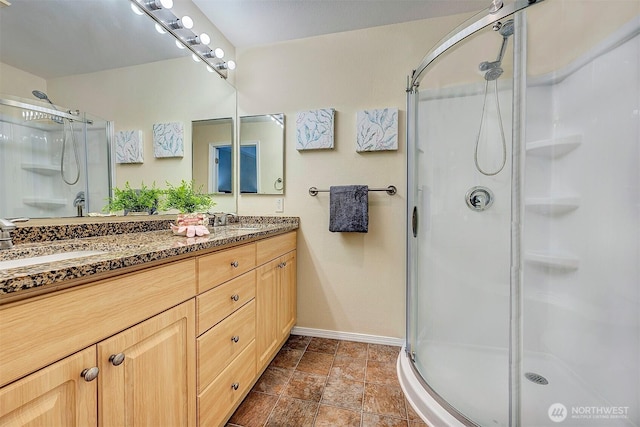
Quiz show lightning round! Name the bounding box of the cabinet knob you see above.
[231,294,240,302]
[230,261,239,268]
[231,335,240,343]
[231,382,239,391]
[109,353,126,366]
[80,367,99,382]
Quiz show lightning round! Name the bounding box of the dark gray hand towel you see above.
[329,185,369,232]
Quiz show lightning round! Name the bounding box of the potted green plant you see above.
[162,180,214,227]
[104,181,162,215]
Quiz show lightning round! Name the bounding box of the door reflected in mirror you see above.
[192,118,234,194]
[239,114,285,195]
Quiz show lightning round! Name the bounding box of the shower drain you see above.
[525,372,549,385]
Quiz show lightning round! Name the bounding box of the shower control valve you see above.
[466,186,494,212]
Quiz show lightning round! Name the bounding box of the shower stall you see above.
[0,95,112,218]
[400,0,639,426]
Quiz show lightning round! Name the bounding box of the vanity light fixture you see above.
[167,16,193,30]
[144,0,172,10]
[186,33,211,46]
[130,0,235,79]
[212,60,236,71]
[203,48,224,60]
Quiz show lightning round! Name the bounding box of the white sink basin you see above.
[0,250,106,270]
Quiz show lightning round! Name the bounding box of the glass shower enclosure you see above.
[0,96,112,218]
[404,1,639,426]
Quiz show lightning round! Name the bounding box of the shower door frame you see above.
[405,1,540,426]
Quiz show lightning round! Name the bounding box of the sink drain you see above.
[525,372,548,385]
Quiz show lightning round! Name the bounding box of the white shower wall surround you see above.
[0,116,110,218]
[523,31,639,421]
[404,8,639,427]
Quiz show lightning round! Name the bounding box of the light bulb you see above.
[131,3,144,15]
[206,66,214,73]
[199,33,210,45]
[175,40,185,49]
[160,0,173,9]
[181,16,193,29]
[155,23,166,34]
[214,47,224,59]
[227,60,236,70]
[192,53,201,63]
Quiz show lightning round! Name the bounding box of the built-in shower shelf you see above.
[23,197,66,209]
[525,197,580,215]
[21,163,59,176]
[525,252,579,271]
[526,135,581,158]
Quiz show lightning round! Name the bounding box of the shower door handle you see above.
[412,206,418,237]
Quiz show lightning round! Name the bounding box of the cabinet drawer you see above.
[198,244,256,293]
[196,270,255,336]
[198,340,256,427]
[256,231,296,265]
[0,259,196,387]
[197,300,255,392]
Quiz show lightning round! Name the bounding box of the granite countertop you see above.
[0,217,298,299]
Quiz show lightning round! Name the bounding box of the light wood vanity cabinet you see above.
[97,300,195,427]
[0,347,98,426]
[256,233,297,373]
[0,230,297,427]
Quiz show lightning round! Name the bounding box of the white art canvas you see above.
[356,108,398,152]
[115,130,143,164]
[153,122,184,158]
[296,108,335,150]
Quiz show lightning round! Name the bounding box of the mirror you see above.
[0,0,237,218]
[192,117,234,194]
[239,114,285,195]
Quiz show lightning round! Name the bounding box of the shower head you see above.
[484,67,504,81]
[32,90,51,102]
[499,19,515,38]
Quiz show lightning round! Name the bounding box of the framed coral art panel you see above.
[356,108,398,152]
[296,108,335,150]
[153,122,184,158]
[115,130,143,164]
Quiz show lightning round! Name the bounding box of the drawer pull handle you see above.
[109,353,125,366]
[80,367,99,382]
[231,261,239,268]
[231,294,240,302]
[231,335,240,343]
[231,382,239,391]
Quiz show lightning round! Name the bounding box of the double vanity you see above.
[0,216,298,426]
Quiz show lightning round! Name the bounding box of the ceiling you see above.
[0,0,489,79]
[194,0,489,48]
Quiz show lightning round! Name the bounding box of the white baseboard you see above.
[291,326,404,347]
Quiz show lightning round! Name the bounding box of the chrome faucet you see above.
[74,191,85,217]
[211,212,237,226]
[0,218,16,250]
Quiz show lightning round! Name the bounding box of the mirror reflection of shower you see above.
[31,90,80,185]
[474,19,513,176]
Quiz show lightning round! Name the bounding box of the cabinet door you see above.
[0,346,97,427]
[256,258,280,371]
[279,251,297,338]
[97,300,195,427]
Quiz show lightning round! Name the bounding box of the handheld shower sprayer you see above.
[473,19,514,176]
[31,90,80,186]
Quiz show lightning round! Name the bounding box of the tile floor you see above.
[226,335,429,427]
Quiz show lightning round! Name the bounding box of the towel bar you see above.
[309,185,397,196]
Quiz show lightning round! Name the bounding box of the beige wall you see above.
[0,62,46,99]
[236,14,471,338]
